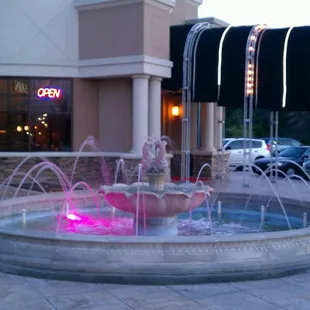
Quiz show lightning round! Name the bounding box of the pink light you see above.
[37,87,61,99]
[67,213,82,221]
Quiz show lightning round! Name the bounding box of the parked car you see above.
[223,138,270,170]
[260,137,303,154]
[302,161,310,179]
[254,146,310,177]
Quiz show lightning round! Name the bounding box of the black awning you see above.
[163,24,226,103]
[217,26,253,107]
[162,24,193,92]
[191,27,226,102]
[256,28,289,111]
[164,24,310,111]
[286,26,310,111]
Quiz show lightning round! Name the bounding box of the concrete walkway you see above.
[1,172,310,309]
[1,271,310,310]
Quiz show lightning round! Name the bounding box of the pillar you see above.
[148,77,162,139]
[217,106,224,150]
[190,102,197,150]
[132,75,149,154]
[213,103,218,151]
[201,102,215,152]
[214,104,224,151]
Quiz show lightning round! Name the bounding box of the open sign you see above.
[37,87,62,99]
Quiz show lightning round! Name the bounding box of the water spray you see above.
[217,201,222,218]
[22,209,26,226]
[260,205,265,224]
[303,212,308,228]
[65,202,70,216]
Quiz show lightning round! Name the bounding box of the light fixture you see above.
[171,105,180,117]
[16,126,22,132]
[24,125,29,131]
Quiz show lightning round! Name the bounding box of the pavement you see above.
[1,172,310,309]
[1,272,310,310]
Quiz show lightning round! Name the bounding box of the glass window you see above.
[8,80,29,95]
[0,80,8,93]
[279,147,306,158]
[252,141,262,148]
[0,95,7,112]
[0,78,72,152]
[303,148,310,157]
[30,113,71,151]
[292,139,302,146]
[227,140,242,150]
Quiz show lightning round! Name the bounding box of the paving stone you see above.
[46,290,131,310]
[26,277,121,298]
[169,284,281,310]
[110,285,208,310]
[0,298,56,310]
[230,278,310,310]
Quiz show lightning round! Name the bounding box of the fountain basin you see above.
[99,182,213,218]
[0,192,310,284]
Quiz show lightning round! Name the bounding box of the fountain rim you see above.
[0,191,310,244]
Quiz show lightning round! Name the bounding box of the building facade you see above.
[0,0,228,182]
[0,0,205,152]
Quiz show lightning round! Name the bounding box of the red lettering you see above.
[37,87,62,99]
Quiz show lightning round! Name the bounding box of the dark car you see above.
[260,137,303,155]
[253,146,310,177]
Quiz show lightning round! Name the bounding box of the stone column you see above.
[201,102,215,152]
[148,77,162,139]
[213,103,218,151]
[213,104,224,151]
[132,75,149,154]
[217,106,224,150]
[190,102,197,150]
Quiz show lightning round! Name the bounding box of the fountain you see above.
[0,137,310,284]
[99,139,213,236]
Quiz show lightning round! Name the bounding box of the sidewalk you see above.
[1,172,310,309]
[1,271,310,310]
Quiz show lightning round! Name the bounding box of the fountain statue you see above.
[99,138,213,234]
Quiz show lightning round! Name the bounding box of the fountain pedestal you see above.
[135,216,178,236]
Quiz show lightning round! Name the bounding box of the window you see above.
[280,138,293,145]
[0,78,72,152]
[303,148,310,157]
[292,139,302,147]
[279,147,306,158]
[227,140,242,150]
[252,141,262,148]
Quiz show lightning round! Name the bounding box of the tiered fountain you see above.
[99,138,213,236]
[0,137,310,284]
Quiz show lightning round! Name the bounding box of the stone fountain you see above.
[0,138,309,284]
[99,138,213,235]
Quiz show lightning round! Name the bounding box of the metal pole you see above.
[181,22,212,182]
[275,111,279,181]
[197,102,201,149]
[242,24,267,187]
[270,111,274,182]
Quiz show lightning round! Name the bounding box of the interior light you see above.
[171,105,180,117]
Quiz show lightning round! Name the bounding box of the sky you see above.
[198,0,310,27]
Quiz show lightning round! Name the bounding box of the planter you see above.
[146,173,166,191]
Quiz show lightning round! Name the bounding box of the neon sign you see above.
[37,87,62,99]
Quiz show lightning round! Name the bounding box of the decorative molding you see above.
[185,0,203,6]
[79,55,173,78]
[0,55,173,79]
[0,63,78,78]
[74,0,175,11]
[131,74,151,80]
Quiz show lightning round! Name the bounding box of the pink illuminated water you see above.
[61,213,134,236]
